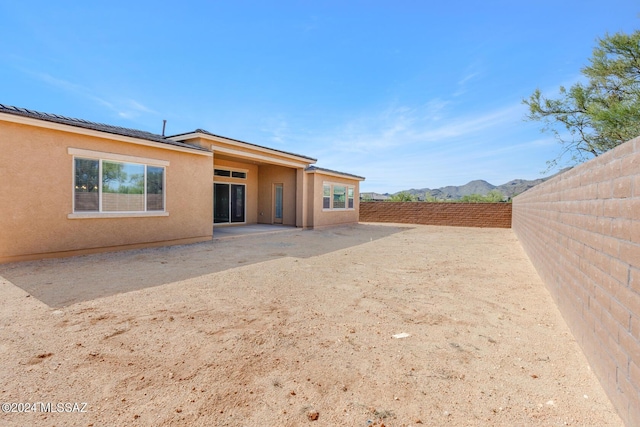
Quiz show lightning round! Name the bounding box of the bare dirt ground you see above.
[0,224,623,426]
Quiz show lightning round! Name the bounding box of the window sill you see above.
[68,212,169,219]
[322,208,355,212]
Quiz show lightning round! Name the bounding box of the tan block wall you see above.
[101,193,145,211]
[257,165,297,226]
[307,173,360,227]
[512,136,640,426]
[0,121,213,263]
[213,158,259,224]
[359,202,512,228]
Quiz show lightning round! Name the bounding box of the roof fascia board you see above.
[0,112,212,157]
[305,168,365,181]
[173,132,315,164]
[213,145,310,168]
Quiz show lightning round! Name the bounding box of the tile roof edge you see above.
[0,103,209,152]
[305,166,365,180]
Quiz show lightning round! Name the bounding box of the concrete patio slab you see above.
[213,224,297,239]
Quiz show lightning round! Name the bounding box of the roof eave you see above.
[305,166,365,181]
[169,130,317,164]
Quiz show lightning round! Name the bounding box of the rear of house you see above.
[170,130,364,230]
[0,104,364,263]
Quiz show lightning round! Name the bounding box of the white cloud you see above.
[422,98,450,121]
[453,77,475,97]
[453,63,483,97]
[28,71,156,122]
[259,116,292,145]
[126,99,156,114]
[290,98,556,192]
[309,100,524,157]
[457,71,480,86]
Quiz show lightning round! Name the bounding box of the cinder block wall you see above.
[512,136,640,426]
[359,202,512,228]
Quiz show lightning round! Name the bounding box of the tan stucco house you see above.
[0,104,364,263]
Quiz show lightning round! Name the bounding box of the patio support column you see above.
[296,168,307,228]
[210,149,215,227]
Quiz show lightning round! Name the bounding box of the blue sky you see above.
[1,1,638,193]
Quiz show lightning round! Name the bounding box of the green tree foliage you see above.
[147,167,164,195]
[102,162,145,194]
[459,190,505,203]
[485,189,506,202]
[74,159,98,192]
[387,191,418,202]
[524,30,640,169]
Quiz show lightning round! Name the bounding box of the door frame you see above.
[214,182,247,225]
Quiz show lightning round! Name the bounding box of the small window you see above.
[74,158,99,211]
[333,185,346,209]
[146,166,165,211]
[322,182,355,211]
[323,184,331,209]
[214,168,247,179]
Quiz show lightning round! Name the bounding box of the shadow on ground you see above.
[0,223,410,308]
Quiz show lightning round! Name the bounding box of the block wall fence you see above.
[359,202,512,228]
[512,136,640,426]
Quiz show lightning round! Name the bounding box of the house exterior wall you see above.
[306,172,360,228]
[213,157,259,224]
[0,120,213,263]
[257,165,297,226]
[512,136,640,426]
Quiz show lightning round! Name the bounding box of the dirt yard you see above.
[0,224,622,426]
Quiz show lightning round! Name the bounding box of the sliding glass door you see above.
[214,183,245,223]
[230,184,245,223]
[214,183,229,223]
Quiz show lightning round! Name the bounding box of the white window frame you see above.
[68,148,169,219]
[322,181,356,211]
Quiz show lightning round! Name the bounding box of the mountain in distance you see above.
[363,168,570,201]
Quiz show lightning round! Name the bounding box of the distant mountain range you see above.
[362,168,570,201]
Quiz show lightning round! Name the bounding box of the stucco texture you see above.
[257,164,298,226]
[0,121,213,263]
[306,171,360,228]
